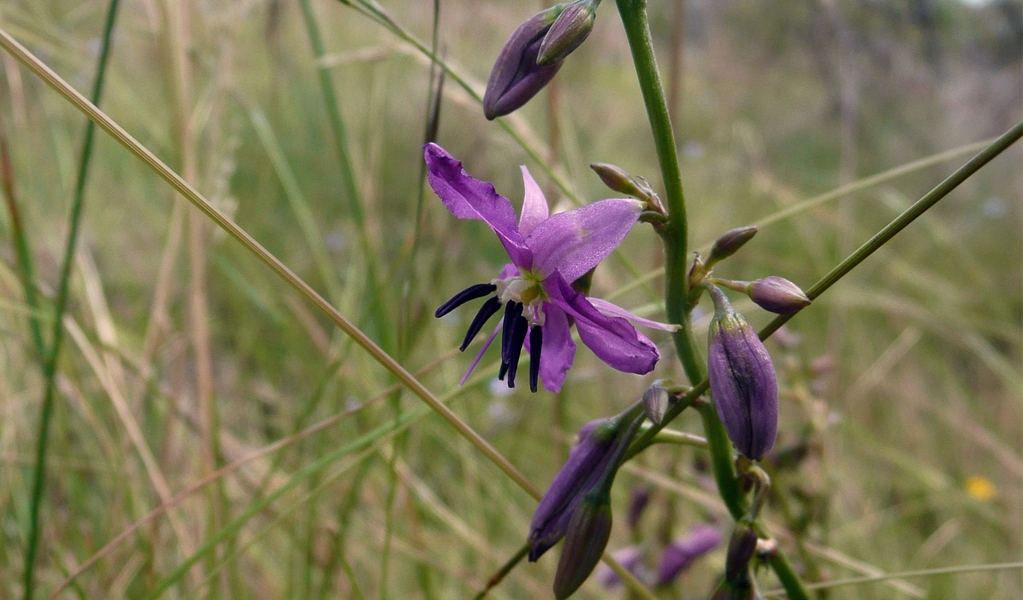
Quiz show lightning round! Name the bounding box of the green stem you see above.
[22,1,120,597]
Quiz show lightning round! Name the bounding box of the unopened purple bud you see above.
[656,524,722,585]
[553,495,613,599]
[725,522,758,583]
[706,286,778,461]
[538,1,597,66]
[483,6,565,120]
[529,418,618,561]
[746,276,811,315]
[626,486,650,529]
[708,226,757,265]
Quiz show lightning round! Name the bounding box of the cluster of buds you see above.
[529,402,644,598]
[483,0,600,120]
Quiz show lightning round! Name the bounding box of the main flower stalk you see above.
[613,1,811,599]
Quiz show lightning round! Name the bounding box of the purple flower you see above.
[426,143,674,393]
[656,524,722,585]
[705,285,778,461]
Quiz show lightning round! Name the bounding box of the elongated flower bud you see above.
[528,418,618,561]
[553,495,613,599]
[708,226,757,265]
[746,276,811,315]
[483,5,567,120]
[706,286,778,460]
[590,163,648,199]
[538,1,597,66]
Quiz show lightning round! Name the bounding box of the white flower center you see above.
[493,274,547,327]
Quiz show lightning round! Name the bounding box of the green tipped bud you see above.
[725,521,759,583]
[590,163,651,201]
[538,1,597,66]
[746,276,811,315]
[708,226,758,265]
[553,495,613,599]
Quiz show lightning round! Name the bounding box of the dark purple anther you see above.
[706,285,778,461]
[460,296,502,351]
[529,326,543,393]
[656,524,722,585]
[746,276,811,315]
[435,283,497,317]
[501,301,523,364]
[506,315,529,387]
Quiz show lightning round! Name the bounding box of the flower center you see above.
[494,273,547,326]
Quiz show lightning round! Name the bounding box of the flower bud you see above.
[725,521,759,583]
[538,1,597,66]
[553,494,613,599]
[483,4,573,120]
[642,384,669,425]
[746,276,811,315]
[529,414,638,561]
[656,524,722,585]
[706,286,778,461]
[589,162,650,200]
[708,226,757,265]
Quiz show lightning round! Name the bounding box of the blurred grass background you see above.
[0,0,1020,598]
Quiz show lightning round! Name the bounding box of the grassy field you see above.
[0,0,1020,598]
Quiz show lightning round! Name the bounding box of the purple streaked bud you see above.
[483,6,565,120]
[706,286,778,461]
[642,384,669,425]
[725,522,758,583]
[529,418,622,561]
[656,524,722,585]
[626,486,650,529]
[596,546,643,588]
[708,226,758,265]
[553,495,613,599]
[746,276,811,315]
[538,1,597,66]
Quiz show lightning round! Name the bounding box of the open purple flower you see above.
[426,143,674,393]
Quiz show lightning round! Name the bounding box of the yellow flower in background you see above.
[965,476,996,501]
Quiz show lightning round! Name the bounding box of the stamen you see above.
[435,283,497,318]
[529,326,543,393]
[460,297,502,351]
[499,361,509,381]
[501,301,523,363]
[506,315,529,388]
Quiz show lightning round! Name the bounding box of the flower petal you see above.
[538,304,575,392]
[518,166,549,238]
[424,143,532,268]
[526,198,643,282]
[545,273,659,374]
[587,298,681,332]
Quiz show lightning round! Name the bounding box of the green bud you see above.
[538,1,598,66]
[589,163,650,201]
[708,226,758,265]
[553,494,613,599]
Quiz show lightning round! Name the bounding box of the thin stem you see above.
[0,116,46,358]
[22,1,120,597]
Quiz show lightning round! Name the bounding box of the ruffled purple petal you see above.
[424,143,532,268]
[518,166,549,238]
[545,273,659,375]
[587,298,680,332]
[526,198,643,282]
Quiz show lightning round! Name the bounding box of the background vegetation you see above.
[0,0,1020,598]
